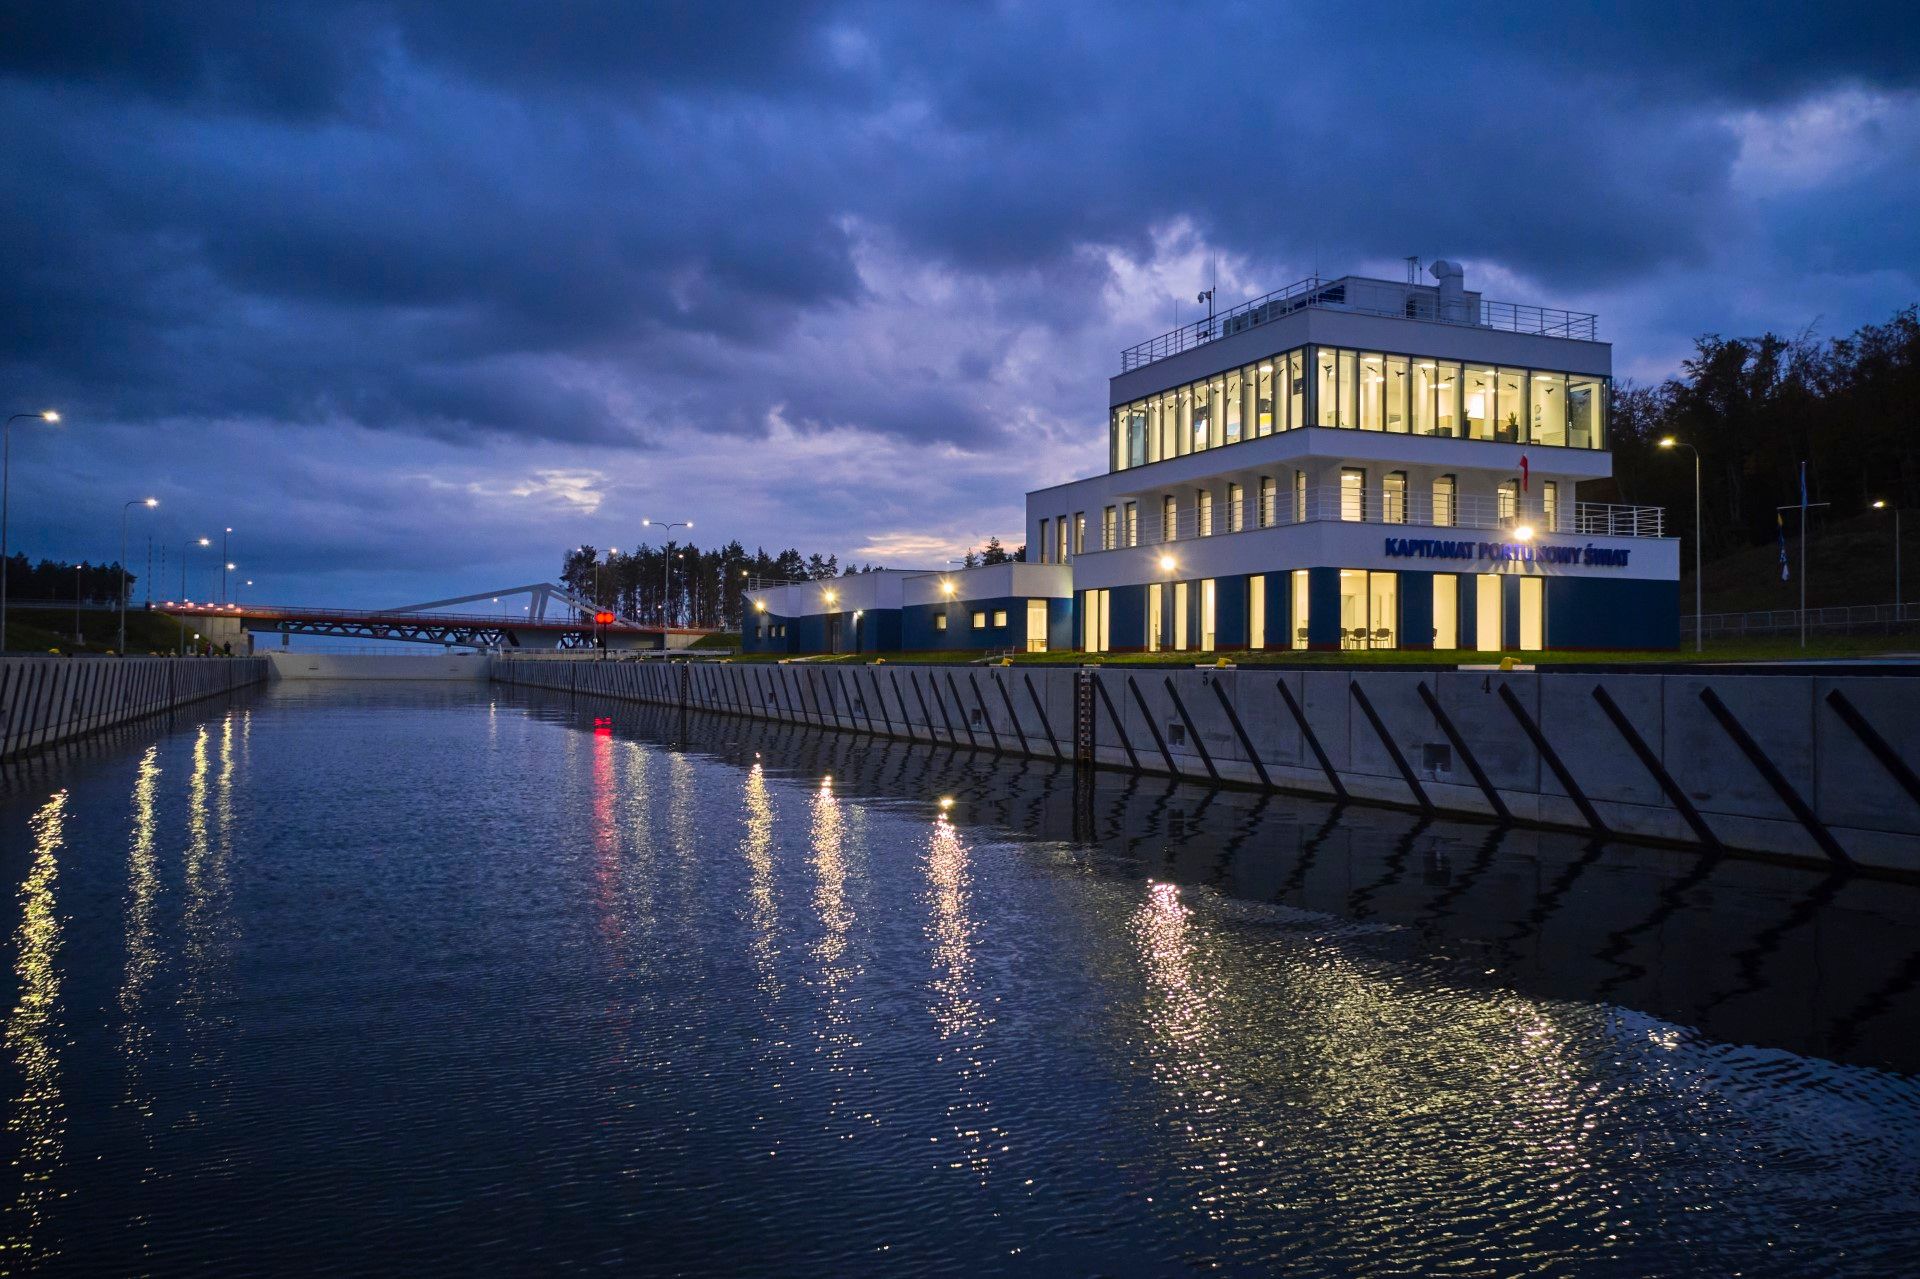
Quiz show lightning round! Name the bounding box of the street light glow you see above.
[1158,554,1177,572]
[1514,525,1535,542]
[1875,500,1888,509]
[1657,436,1677,449]
[144,497,158,507]
[40,410,58,422]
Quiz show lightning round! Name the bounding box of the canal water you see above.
[3,682,1918,1275]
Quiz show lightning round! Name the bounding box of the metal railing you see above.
[159,600,665,631]
[1686,603,1920,639]
[1073,488,1662,554]
[1119,276,1599,372]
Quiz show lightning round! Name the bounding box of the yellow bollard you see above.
[1499,655,1517,671]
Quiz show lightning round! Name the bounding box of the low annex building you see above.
[743,562,1073,656]
[748,261,1679,657]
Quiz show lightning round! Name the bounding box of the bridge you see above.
[161,582,715,650]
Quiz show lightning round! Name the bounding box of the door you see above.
[1519,577,1544,651]
[1026,599,1048,653]
[1475,575,1502,651]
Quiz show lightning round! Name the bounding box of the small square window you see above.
[972,611,987,629]
[936,614,948,631]
[993,610,1007,627]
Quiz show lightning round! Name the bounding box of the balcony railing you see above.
[1080,487,1663,554]
[1119,276,1599,372]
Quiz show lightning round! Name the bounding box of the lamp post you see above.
[221,527,233,603]
[2,409,60,651]
[179,537,209,654]
[1874,500,1902,620]
[590,546,619,646]
[1658,437,1703,653]
[641,518,692,627]
[120,497,158,654]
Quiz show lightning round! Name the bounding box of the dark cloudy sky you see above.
[5,1,1918,605]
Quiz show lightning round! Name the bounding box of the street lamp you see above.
[239,579,253,605]
[221,527,234,604]
[1874,500,1902,618]
[119,497,158,654]
[1,409,60,651]
[641,518,693,627]
[1658,437,1703,653]
[179,537,209,654]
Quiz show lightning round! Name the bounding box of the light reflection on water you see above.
[4,789,65,1265]
[0,681,1917,1275]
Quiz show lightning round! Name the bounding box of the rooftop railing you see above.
[1119,276,1600,372]
[1073,487,1663,554]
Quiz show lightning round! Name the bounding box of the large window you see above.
[1197,488,1214,536]
[1162,495,1177,542]
[1250,575,1266,649]
[1531,372,1566,446]
[1073,512,1086,556]
[1124,501,1139,546]
[1465,366,1496,439]
[1226,482,1244,533]
[1384,472,1407,524]
[1291,569,1310,650]
[1315,347,1339,427]
[1259,475,1275,528]
[1338,570,1398,649]
[1340,467,1366,521]
[1037,518,1050,563]
[1110,345,1605,472]
[1359,352,1386,430]
[1102,506,1117,550]
[1433,474,1456,527]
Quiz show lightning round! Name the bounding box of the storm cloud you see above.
[2,2,1916,602]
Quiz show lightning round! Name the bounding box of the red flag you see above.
[1519,454,1530,492]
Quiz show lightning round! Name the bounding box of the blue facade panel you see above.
[1546,577,1679,650]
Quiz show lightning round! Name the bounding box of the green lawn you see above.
[2,606,192,655]
[722,633,1915,667]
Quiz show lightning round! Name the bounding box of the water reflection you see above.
[560,696,1920,1076]
[808,778,867,1134]
[1129,880,1243,1220]
[923,812,997,1181]
[4,790,67,1263]
[119,746,163,1121]
[742,763,780,1002]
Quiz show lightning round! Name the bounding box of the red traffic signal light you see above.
[593,610,615,626]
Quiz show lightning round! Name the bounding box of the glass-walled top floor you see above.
[1109,343,1607,473]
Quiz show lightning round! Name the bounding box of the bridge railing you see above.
[160,600,669,632]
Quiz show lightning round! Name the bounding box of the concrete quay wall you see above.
[492,657,1920,874]
[1,656,269,760]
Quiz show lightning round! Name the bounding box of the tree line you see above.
[1602,304,1919,565]
[558,536,1025,631]
[2,554,134,603]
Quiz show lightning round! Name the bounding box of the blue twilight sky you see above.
[3,2,1918,606]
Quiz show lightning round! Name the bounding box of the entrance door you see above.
[1173,582,1190,651]
[1475,575,1502,651]
[1200,579,1216,652]
[1519,577,1544,651]
[1026,599,1048,653]
[1432,574,1458,649]
[827,614,845,654]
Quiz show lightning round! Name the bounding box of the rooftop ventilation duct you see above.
[1429,259,1466,321]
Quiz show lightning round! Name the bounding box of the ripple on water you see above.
[0,684,1915,1276]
